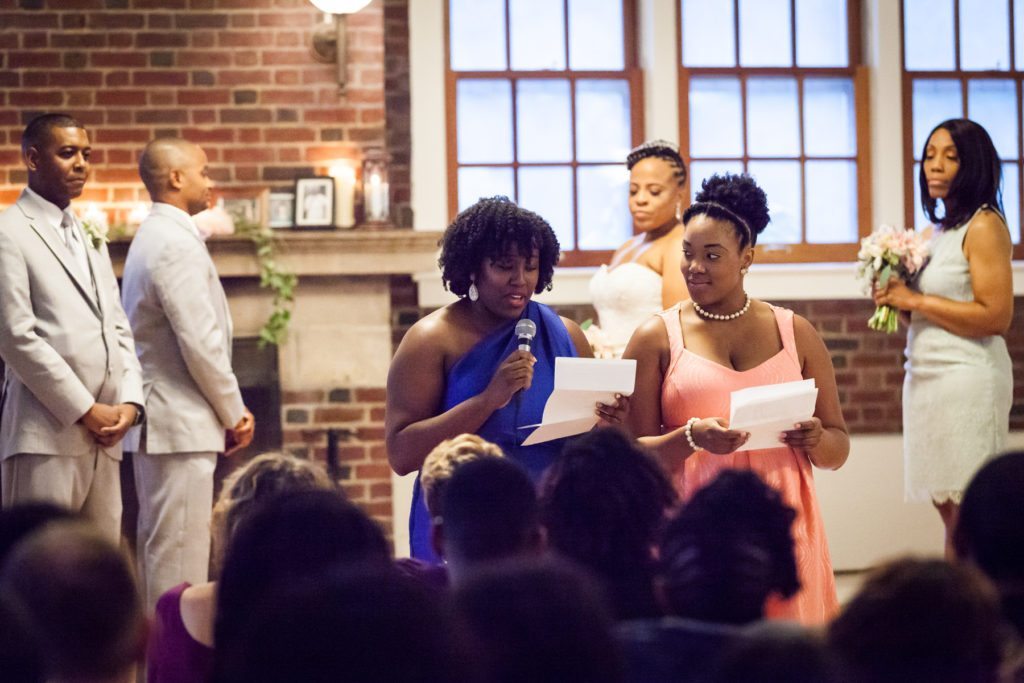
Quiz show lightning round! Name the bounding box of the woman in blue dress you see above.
[385,196,627,562]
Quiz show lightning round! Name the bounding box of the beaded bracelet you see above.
[684,416,702,452]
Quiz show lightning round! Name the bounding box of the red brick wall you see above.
[0,0,401,225]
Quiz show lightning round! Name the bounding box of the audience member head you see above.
[0,501,76,567]
[21,113,90,209]
[0,594,43,683]
[955,450,1024,584]
[438,195,561,302]
[209,451,336,574]
[436,455,542,584]
[0,521,146,683]
[453,557,622,683]
[214,489,390,655]
[540,427,676,619]
[682,172,770,250]
[420,433,504,518]
[707,622,844,683]
[138,137,213,215]
[955,449,1024,637]
[660,469,799,624]
[626,140,688,234]
[919,118,1002,229]
[215,565,477,683]
[828,557,1005,683]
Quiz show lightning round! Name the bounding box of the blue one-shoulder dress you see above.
[408,301,578,562]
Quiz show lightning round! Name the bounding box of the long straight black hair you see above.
[919,118,1003,229]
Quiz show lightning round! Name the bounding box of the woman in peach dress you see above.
[624,173,849,625]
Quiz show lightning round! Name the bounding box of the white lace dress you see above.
[903,208,1013,503]
[588,262,663,358]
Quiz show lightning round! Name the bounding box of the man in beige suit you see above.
[0,113,144,542]
[122,137,254,610]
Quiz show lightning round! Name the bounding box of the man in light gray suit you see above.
[122,137,254,610]
[0,113,144,542]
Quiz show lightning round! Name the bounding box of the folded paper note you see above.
[520,357,637,447]
[728,378,818,452]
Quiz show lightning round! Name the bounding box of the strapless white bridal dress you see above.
[587,262,663,358]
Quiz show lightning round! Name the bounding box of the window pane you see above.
[575,80,632,162]
[457,80,514,164]
[747,160,802,244]
[569,0,624,70]
[803,78,856,156]
[796,0,848,67]
[518,166,575,250]
[458,167,515,211]
[689,160,745,203]
[681,0,736,67]
[912,162,929,230]
[805,160,857,243]
[746,77,800,157]
[967,79,1018,160]
[739,0,792,66]
[903,0,955,70]
[449,0,506,71]
[959,0,1010,71]
[1002,162,1020,243]
[577,165,631,249]
[689,77,743,157]
[517,79,573,162]
[911,79,963,158]
[1016,0,1024,70]
[509,0,566,70]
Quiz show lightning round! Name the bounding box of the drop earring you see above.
[468,280,479,302]
[675,203,683,223]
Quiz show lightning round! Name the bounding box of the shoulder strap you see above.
[657,304,685,359]
[771,305,800,365]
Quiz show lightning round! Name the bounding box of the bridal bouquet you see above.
[856,225,929,333]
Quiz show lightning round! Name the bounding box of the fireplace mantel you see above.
[108,228,444,277]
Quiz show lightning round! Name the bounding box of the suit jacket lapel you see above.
[18,196,102,318]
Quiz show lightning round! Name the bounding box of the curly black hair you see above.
[540,427,677,620]
[660,470,798,625]
[682,173,770,249]
[626,139,687,188]
[438,196,561,297]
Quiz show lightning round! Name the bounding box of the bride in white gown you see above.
[588,140,688,357]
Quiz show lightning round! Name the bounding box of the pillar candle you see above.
[331,164,356,228]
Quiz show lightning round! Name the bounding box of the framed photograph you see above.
[268,191,296,229]
[214,187,269,229]
[294,176,335,229]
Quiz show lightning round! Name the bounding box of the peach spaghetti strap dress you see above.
[658,303,838,625]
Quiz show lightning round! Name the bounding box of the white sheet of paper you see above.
[520,357,636,447]
[728,379,818,452]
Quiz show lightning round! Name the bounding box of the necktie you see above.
[60,211,89,281]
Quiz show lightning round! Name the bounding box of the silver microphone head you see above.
[515,319,537,349]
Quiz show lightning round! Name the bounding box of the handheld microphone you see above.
[515,318,536,352]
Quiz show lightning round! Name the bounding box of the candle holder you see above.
[361,149,390,225]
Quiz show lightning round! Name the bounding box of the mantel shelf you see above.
[109,228,444,278]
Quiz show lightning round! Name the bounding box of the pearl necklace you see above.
[692,294,751,321]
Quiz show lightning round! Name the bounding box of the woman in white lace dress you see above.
[874,118,1014,557]
[589,140,688,357]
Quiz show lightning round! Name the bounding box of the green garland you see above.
[233,218,297,347]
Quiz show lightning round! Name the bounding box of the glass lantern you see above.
[361,149,390,225]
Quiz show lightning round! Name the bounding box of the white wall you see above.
[399,0,1021,566]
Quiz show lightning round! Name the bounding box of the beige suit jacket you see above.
[0,190,144,460]
[121,204,244,455]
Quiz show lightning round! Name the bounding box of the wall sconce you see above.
[309,0,373,96]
